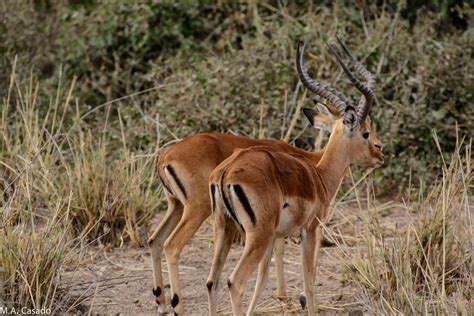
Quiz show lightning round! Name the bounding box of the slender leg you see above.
[274,238,287,300]
[313,226,323,280]
[164,203,211,315]
[148,196,183,312]
[228,233,273,316]
[300,227,317,316]
[247,240,274,315]
[206,213,237,316]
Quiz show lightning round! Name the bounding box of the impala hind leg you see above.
[227,233,274,316]
[247,240,274,315]
[300,228,317,316]
[148,196,184,312]
[206,213,237,316]
[274,238,287,300]
[164,202,211,315]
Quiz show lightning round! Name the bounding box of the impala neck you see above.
[308,149,324,163]
[314,127,351,201]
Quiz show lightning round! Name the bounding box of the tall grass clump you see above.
[0,65,72,224]
[1,64,165,310]
[59,130,162,246]
[345,136,472,314]
[1,65,164,248]
[0,200,80,313]
[0,69,81,312]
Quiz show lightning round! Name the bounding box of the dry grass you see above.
[0,200,79,312]
[0,64,166,309]
[0,2,472,313]
[325,135,472,314]
[0,69,79,311]
[59,134,161,246]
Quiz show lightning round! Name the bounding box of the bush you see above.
[143,4,473,191]
[1,1,472,191]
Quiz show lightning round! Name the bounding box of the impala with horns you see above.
[148,37,375,314]
[150,130,330,314]
[206,39,383,316]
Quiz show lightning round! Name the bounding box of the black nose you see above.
[375,143,382,150]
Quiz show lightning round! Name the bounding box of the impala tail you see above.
[210,179,245,231]
[209,158,249,246]
[157,151,189,201]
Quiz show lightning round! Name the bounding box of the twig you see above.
[78,83,178,123]
[283,87,306,142]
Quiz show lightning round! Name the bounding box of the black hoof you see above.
[171,293,179,308]
[299,294,307,310]
[153,287,162,297]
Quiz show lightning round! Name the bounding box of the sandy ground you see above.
[63,202,405,315]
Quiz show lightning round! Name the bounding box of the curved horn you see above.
[336,36,376,91]
[296,42,354,116]
[326,41,375,124]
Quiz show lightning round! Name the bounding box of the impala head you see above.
[296,38,384,168]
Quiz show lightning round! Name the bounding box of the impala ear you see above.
[312,100,341,119]
[303,107,335,133]
[314,102,338,121]
[341,105,357,130]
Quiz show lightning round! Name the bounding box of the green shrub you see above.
[141,4,473,191]
[1,1,472,191]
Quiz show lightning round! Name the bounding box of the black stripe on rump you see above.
[232,184,256,225]
[166,165,187,199]
[220,173,243,230]
[210,184,216,213]
[159,174,173,195]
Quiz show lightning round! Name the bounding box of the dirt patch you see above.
[63,203,405,315]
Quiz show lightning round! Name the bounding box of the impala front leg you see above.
[300,226,318,316]
[274,238,287,300]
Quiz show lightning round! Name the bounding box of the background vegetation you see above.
[0,0,472,313]
[2,0,473,189]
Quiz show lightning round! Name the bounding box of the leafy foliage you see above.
[1,1,472,195]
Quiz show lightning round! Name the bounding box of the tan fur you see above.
[148,131,325,314]
[207,116,383,315]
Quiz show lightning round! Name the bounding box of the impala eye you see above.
[362,132,370,139]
